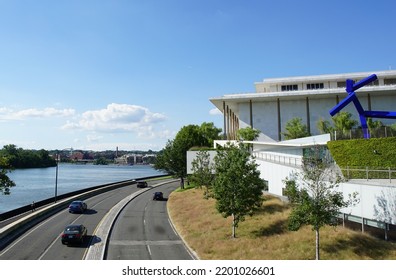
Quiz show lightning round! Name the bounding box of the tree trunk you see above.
[232,214,236,238]
[315,228,320,260]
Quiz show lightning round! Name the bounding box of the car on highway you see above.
[68,200,87,213]
[61,224,87,245]
[153,191,164,201]
[136,180,148,188]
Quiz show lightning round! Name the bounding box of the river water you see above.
[0,163,166,213]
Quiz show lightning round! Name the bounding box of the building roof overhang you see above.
[210,85,396,113]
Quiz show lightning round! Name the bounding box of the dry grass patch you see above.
[168,187,396,260]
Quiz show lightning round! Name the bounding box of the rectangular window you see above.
[281,84,298,91]
[367,80,379,86]
[306,83,324,90]
[384,78,396,85]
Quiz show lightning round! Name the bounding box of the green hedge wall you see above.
[327,137,396,179]
[327,137,396,168]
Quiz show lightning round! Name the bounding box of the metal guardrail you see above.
[252,152,302,167]
[340,167,396,183]
[252,151,396,183]
[330,127,396,140]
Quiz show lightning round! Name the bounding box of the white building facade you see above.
[210,70,396,141]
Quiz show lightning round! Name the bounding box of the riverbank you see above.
[167,186,396,260]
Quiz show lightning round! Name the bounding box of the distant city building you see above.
[70,151,84,161]
[210,70,396,141]
[114,153,155,165]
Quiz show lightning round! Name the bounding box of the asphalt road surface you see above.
[0,179,194,260]
[105,180,195,260]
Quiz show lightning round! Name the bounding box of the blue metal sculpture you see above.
[329,74,396,139]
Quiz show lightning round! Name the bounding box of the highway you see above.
[0,179,195,260]
[106,181,194,260]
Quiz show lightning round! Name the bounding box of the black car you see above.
[137,181,148,188]
[153,191,164,200]
[68,200,87,213]
[61,224,87,245]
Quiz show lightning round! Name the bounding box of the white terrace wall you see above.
[255,157,396,225]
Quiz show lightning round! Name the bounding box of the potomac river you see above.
[0,163,166,213]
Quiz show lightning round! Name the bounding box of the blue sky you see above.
[0,0,395,151]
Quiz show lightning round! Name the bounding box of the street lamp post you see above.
[55,154,59,203]
[54,148,73,203]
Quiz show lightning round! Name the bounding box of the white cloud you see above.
[86,134,103,143]
[209,108,222,115]
[0,107,75,120]
[62,103,167,137]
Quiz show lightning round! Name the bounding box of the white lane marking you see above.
[0,210,66,257]
[147,244,152,257]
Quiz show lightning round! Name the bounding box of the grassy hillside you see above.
[168,187,396,260]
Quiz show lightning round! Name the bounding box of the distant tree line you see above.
[0,144,56,169]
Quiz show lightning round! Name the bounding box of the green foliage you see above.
[154,140,180,176]
[199,122,223,147]
[0,169,15,195]
[316,118,334,134]
[316,112,361,136]
[236,127,261,141]
[0,144,56,169]
[212,143,266,238]
[237,127,261,151]
[0,144,55,194]
[0,157,15,195]
[282,117,310,140]
[154,123,222,181]
[94,157,109,165]
[367,118,384,130]
[332,112,358,133]
[284,145,357,260]
[190,150,214,199]
[327,137,396,178]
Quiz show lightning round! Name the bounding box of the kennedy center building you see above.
[210,70,396,141]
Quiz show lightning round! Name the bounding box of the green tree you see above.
[282,117,310,140]
[154,123,222,187]
[199,122,222,147]
[236,127,261,151]
[190,150,214,199]
[212,143,266,238]
[316,118,334,134]
[332,112,358,134]
[94,157,109,165]
[283,145,358,260]
[0,157,16,195]
[0,144,56,168]
[366,118,384,137]
[236,127,261,141]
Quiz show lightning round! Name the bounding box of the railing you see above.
[330,126,396,141]
[340,166,396,183]
[252,151,396,183]
[252,152,302,167]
